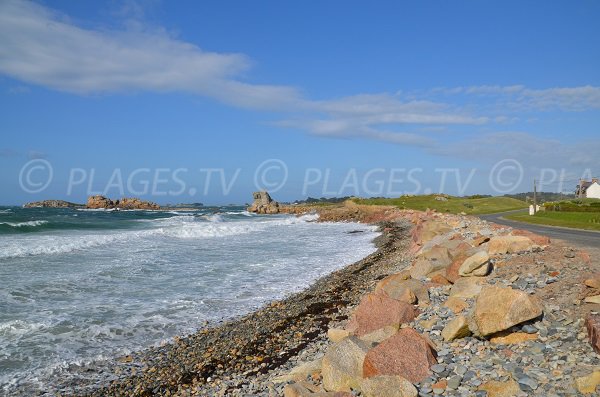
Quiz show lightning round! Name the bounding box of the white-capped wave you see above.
[0,220,48,227]
[0,230,154,260]
[297,213,319,222]
[0,319,47,337]
[224,210,254,216]
[0,214,326,259]
[0,209,12,213]
[205,214,224,222]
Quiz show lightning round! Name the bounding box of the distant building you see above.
[576,178,600,199]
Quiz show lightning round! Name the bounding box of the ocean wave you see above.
[0,220,48,227]
[205,214,224,222]
[297,213,319,222]
[0,319,47,337]
[0,209,12,213]
[224,210,254,216]
[0,214,324,259]
[0,231,153,259]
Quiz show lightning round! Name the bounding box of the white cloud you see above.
[275,119,435,147]
[0,0,303,110]
[429,85,600,112]
[520,86,600,111]
[0,0,598,155]
[433,131,600,169]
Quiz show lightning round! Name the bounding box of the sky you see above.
[0,0,599,205]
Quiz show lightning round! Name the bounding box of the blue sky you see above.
[1,0,599,205]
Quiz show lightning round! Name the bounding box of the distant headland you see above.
[23,195,165,210]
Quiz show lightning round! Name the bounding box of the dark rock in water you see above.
[247,191,280,214]
[23,200,84,208]
[347,230,365,234]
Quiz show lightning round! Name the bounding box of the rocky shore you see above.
[35,202,600,396]
[275,204,600,397]
[44,204,411,396]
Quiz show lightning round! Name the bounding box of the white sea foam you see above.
[0,320,47,337]
[0,210,380,394]
[0,214,324,259]
[206,214,224,222]
[0,220,48,227]
[0,209,12,213]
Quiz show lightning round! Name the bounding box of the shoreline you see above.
[33,206,412,396]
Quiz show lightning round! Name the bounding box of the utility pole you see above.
[533,179,537,214]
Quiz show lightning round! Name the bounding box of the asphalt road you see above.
[480,210,600,247]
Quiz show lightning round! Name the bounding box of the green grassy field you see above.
[505,211,600,231]
[353,195,527,215]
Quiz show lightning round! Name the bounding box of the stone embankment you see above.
[276,203,600,396]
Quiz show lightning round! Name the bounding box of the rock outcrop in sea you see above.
[248,191,280,214]
[86,195,160,210]
[23,200,84,208]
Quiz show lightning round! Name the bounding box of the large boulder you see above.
[473,286,543,336]
[445,252,470,283]
[444,296,469,314]
[410,246,453,279]
[375,276,429,305]
[511,229,550,246]
[411,220,452,247]
[489,331,537,345]
[346,293,418,336]
[479,380,522,397]
[247,191,280,214]
[322,336,370,392]
[360,375,418,397]
[458,251,491,277]
[283,382,348,397]
[359,325,399,344]
[586,313,600,354]
[327,328,351,343]
[441,315,471,341]
[86,195,114,209]
[487,235,535,255]
[575,370,600,395]
[363,328,437,383]
[449,277,486,299]
[116,197,160,210]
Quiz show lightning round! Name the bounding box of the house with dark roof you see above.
[576,178,600,199]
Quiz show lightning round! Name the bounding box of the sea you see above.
[0,205,379,393]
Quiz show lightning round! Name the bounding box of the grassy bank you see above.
[353,195,527,215]
[505,211,600,231]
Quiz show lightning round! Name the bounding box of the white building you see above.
[577,178,600,199]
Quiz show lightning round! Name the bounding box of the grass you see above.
[505,211,600,231]
[352,195,527,215]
